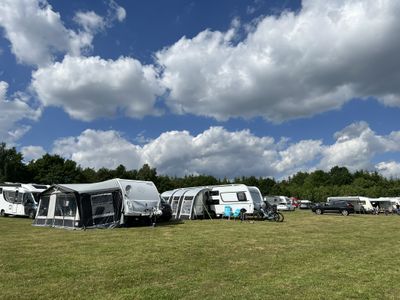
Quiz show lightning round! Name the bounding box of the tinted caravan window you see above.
[91,193,114,218]
[3,190,16,203]
[55,193,77,217]
[38,196,50,217]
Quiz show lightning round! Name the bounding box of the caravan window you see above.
[16,192,23,204]
[55,194,77,217]
[250,191,262,205]
[221,192,247,202]
[32,192,41,203]
[91,193,114,218]
[23,193,35,204]
[3,190,16,203]
[38,196,50,217]
[237,192,247,201]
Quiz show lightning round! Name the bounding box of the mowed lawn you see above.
[1,211,400,300]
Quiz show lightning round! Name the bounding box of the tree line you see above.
[1,142,400,202]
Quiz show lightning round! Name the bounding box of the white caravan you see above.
[207,184,264,217]
[0,183,48,218]
[264,196,295,211]
[327,196,374,213]
[371,197,400,213]
[161,184,264,219]
[33,178,162,229]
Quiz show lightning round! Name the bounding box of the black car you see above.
[312,200,354,216]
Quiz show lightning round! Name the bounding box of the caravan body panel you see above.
[208,184,263,216]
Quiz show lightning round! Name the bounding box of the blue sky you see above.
[1,0,400,179]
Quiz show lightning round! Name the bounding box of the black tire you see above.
[272,212,280,222]
[277,212,284,222]
[341,210,349,216]
[0,209,6,217]
[315,208,322,215]
[28,210,36,219]
[253,210,263,220]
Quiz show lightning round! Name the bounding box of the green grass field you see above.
[1,211,400,299]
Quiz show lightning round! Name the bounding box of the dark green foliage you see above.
[0,143,29,182]
[27,154,82,184]
[1,142,399,201]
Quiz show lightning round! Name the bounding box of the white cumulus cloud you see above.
[0,0,126,67]
[156,0,400,122]
[0,81,41,144]
[319,122,400,172]
[52,129,142,170]
[0,0,94,66]
[21,145,46,162]
[31,55,165,121]
[51,126,321,178]
[375,161,400,179]
[50,122,400,179]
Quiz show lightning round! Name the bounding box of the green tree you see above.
[137,164,157,182]
[0,142,29,182]
[329,166,353,185]
[28,154,82,184]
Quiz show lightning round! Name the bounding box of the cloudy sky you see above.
[1,0,400,179]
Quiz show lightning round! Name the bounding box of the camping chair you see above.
[232,208,241,220]
[223,206,233,220]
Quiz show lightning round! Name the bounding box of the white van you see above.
[264,196,295,211]
[0,183,48,218]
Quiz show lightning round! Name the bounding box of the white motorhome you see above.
[33,178,162,229]
[264,196,295,211]
[0,183,48,218]
[207,184,263,217]
[327,196,374,213]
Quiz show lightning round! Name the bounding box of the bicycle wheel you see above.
[273,212,280,222]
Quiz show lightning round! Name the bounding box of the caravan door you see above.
[12,191,21,214]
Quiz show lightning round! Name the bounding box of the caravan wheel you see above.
[0,209,6,217]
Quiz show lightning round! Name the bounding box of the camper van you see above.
[327,196,374,213]
[264,196,295,211]
[33,178,162,229]
[0,183,48,218]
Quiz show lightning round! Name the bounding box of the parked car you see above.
[299,200,312,209]
[312,200,354,216]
